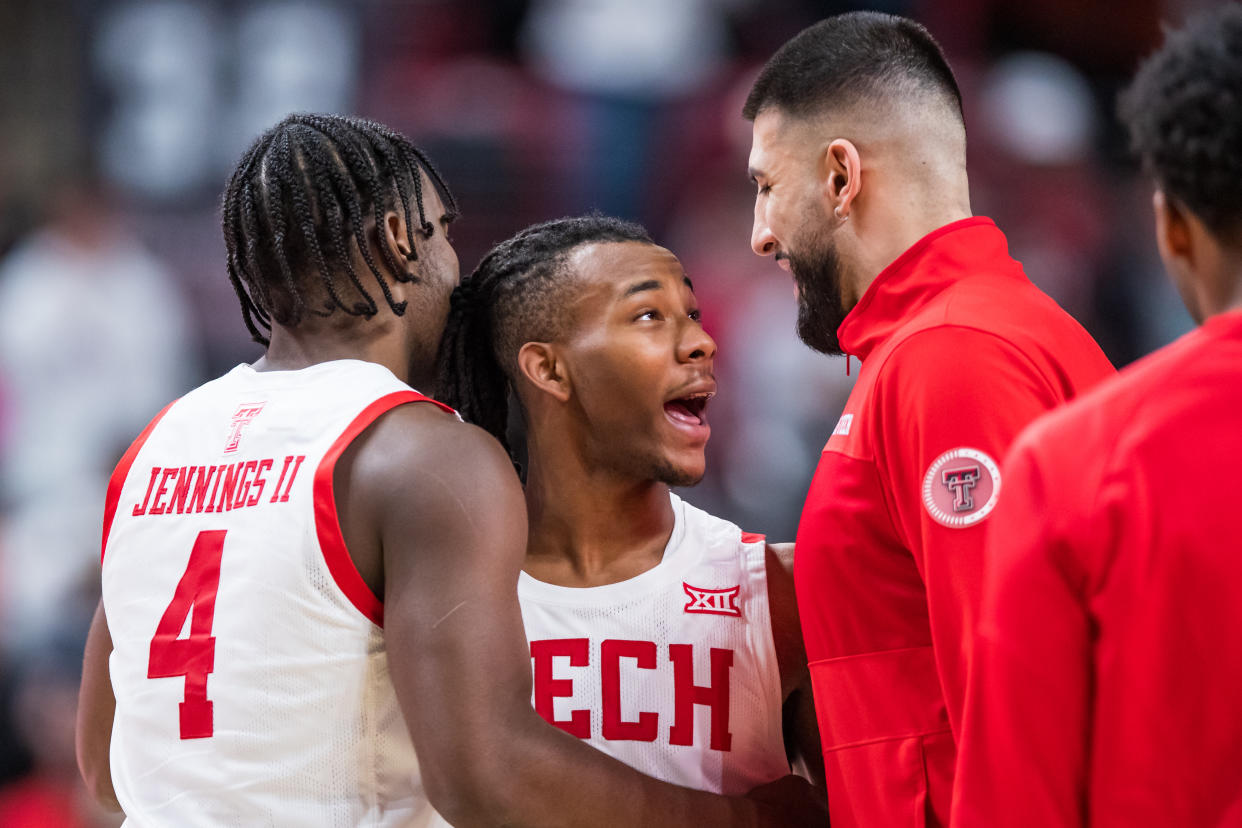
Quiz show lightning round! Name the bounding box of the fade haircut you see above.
[436,215,653,458]
[1119,4,1242,239]
[221,113,458,346]
[743,11,963,124]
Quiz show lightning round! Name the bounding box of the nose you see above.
[751,205,777,257]
[679,318,717,364]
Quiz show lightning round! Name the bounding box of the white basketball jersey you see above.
[518,493,790,795]
[101,359,450,827]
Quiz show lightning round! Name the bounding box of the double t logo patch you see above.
[922,447,1001,528]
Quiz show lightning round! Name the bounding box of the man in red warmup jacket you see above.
[743,13,1115,826]
[953,7,1242,826]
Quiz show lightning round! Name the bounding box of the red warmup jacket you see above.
[795,217,1114,827]
[953,309,1242,827]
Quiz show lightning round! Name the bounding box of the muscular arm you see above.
[339,406,817,827]
[76,600,121,812]
[766,545,824,788]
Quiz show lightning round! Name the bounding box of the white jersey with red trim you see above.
[518,493,790,794]
[101,359,450,827]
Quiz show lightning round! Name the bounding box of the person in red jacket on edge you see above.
[743,12,1115,826]
[953,7,1242,826]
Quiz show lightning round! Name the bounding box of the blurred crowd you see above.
[0,0,1208,822]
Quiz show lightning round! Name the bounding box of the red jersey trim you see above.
[314,390,455,627]
[101,400,179,564]
[740,531,766,544]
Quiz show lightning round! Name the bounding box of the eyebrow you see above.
[623,280,662,297]
[622,276,695,297]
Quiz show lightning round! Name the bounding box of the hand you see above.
[748,774,829,827]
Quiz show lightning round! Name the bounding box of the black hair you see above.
[221,113,458,346]
[742,11,962,123]
[1119,4,1242,238]
[435,214,653,457]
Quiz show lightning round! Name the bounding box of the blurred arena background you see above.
[0,0,1211,823]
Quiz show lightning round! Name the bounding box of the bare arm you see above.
[76,600,121,812]
[766,544,825,788]
[340,406,820,827]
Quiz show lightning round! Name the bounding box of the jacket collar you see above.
[837,217,1015,362]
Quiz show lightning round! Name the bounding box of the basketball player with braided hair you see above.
[437,215,826,812]
[77,115,815,826]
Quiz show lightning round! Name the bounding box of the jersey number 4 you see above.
[148,529,225,739]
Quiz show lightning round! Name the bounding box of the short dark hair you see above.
[743,11,962,123]
[221,113,457,346]
[1119,4,1242,238]
[435,215,653,457]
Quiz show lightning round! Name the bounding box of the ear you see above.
[1153,189,1193,270]
[516,341,570,403]
[383,210,418,274]
[821,139,862,220]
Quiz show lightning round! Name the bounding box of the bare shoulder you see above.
[333,401,526,597]
[348,402,521,508]
[352,402,509,470]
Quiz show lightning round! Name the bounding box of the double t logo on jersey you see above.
[224,403,266,454]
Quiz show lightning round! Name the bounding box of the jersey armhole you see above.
[101,399,179,565]
[740,533,787,761]
[313,390,455,627]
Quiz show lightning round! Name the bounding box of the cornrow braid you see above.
[438,277,511,452]
[435,214,653,462]
[221,113,458,346]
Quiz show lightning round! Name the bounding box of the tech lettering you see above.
[529,638,734,751]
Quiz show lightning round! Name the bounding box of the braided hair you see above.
[435,215,653,458]
[221,113,458,346]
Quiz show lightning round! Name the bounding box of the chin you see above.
[653,457,706,489]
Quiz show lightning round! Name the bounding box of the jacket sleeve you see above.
[951,424,1093,827]
[873,325,1063,735]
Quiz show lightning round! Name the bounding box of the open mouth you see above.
[664,391,713,427]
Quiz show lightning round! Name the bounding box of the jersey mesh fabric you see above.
[516,493,789,795]
[102,359,444,827]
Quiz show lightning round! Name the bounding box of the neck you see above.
[256,320,412,383]
[1210,252,1242,318]
[847,168,972,306]
[523,426,675,588]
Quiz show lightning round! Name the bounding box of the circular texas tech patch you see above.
[921,447,1001,529]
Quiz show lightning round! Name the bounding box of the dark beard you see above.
[789,236,849,355]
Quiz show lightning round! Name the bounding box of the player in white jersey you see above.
[436,216,826,803]
[76,115,819,827]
